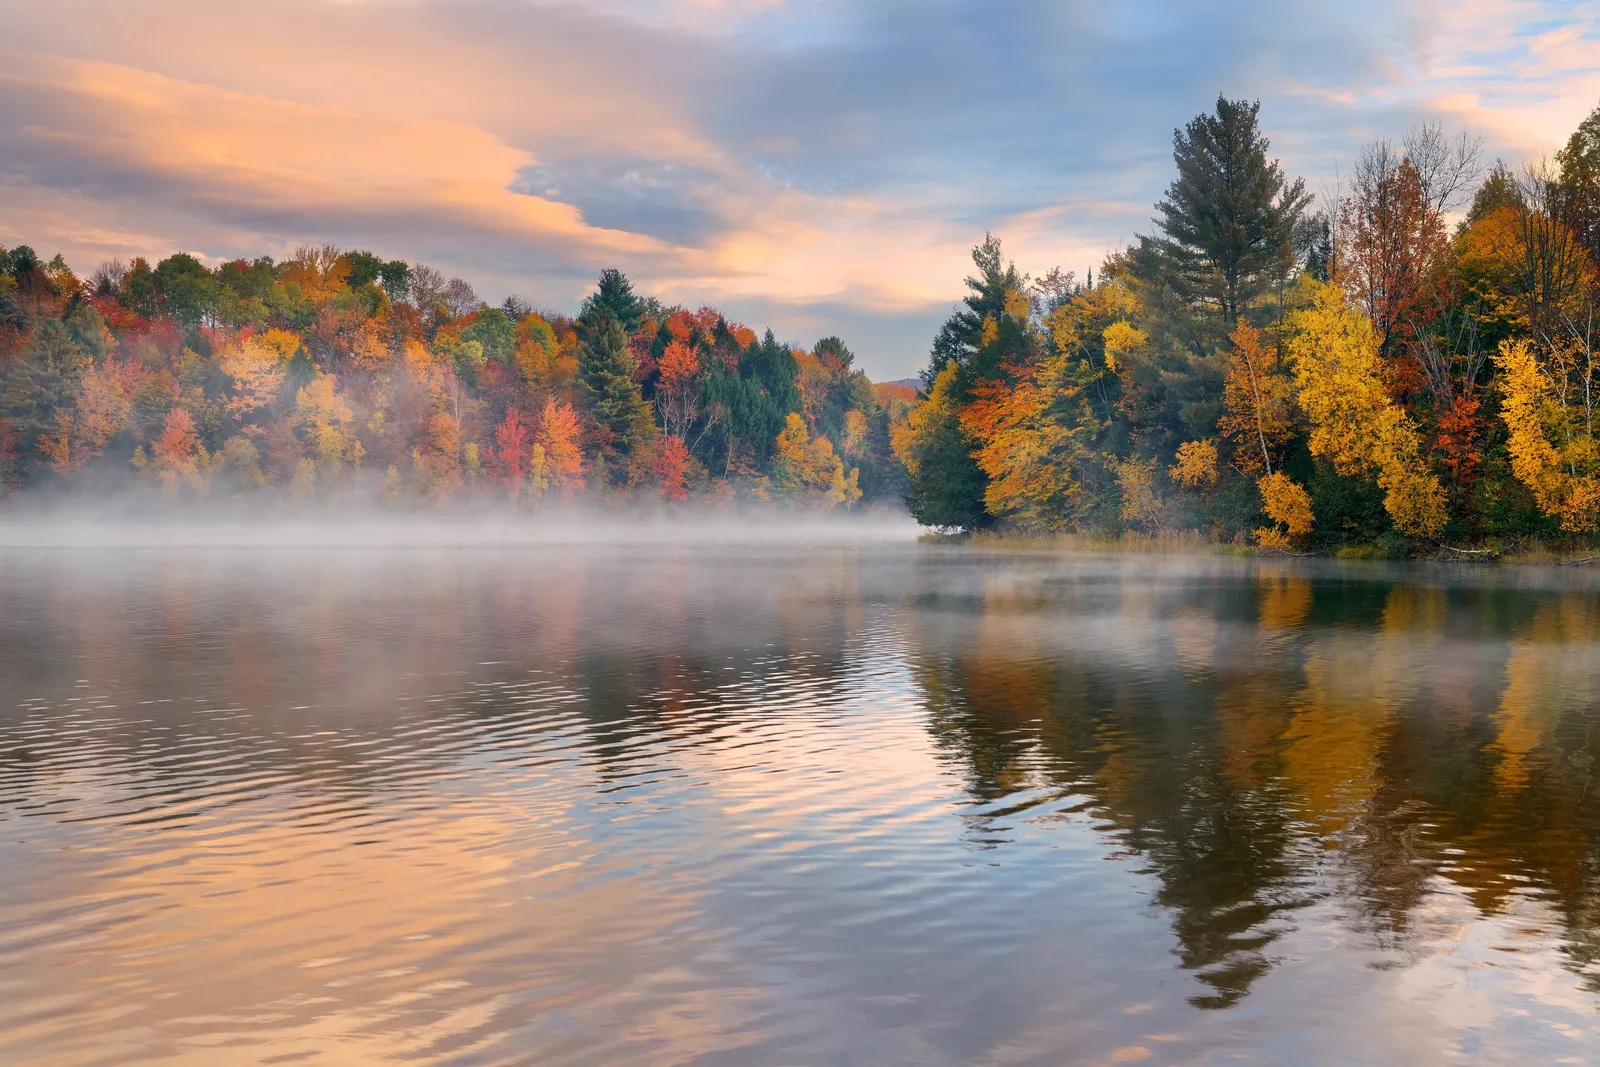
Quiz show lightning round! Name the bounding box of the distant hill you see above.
[872,380,918,410]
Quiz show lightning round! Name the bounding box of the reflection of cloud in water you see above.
[4,544,1600,1063]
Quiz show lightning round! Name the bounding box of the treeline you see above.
[0,246,911,507]
[897,96,1600,550]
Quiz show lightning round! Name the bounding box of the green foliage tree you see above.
[152,253,220,326]
[1133,96,1311,334]
[581,268,645,336]
[902,235,1037,527]
[894,361,991,530]
[463,307,515,366]
[1,319,88,479]
[340,250,384,289]
[378,260,411,303]
[924,233,1026,395]
[577,307,653,477]
[1555,104,1600,262]
[702,329,801,474]
[1465,161,1524,228]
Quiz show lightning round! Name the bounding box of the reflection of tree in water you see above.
[1433,592,1600,990]
[910,570,1311,1008]
[907,563,1600,1008]
[0,548,890,809]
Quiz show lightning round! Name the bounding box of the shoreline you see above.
[923,529,1600,567]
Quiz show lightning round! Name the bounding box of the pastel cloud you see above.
[2,0,1600,376]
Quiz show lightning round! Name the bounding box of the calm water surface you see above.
[5,539,1600,1065]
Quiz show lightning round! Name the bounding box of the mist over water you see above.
[0,502,921,549]
[5,530,1600,1065]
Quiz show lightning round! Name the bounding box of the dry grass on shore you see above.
[920,528,1600,567]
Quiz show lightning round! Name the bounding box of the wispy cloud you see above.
[1,0,1598,376]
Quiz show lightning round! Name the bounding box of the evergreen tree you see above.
[1302,215,1334,282]
[704,330,800,474]
[1,319,87,481]
[581,268,645,336]
[906,235,1031,528]
[577,307,653,478]
[895,362,991,530]
[1134,96,1310,332]
[1466,161,1524,227]
[1556,106,1600,262]
[923,233,1025,396]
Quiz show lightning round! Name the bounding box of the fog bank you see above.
[0,503,922,549]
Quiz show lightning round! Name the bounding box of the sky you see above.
[3,1,1600,379]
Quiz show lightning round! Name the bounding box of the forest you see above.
[0,246,911,508]
[12,93,1600,548]
[896,97,1600,551]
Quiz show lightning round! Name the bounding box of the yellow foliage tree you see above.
[291,376,357,478]
[1100,321,1146,373]
[40,357,142,472]
[1218,320,1296,476]
[1286,281,1447,537]
[218,337,289,419]
[840,408,869,459]
[773,412,859,509]
[891,361,956,482]
[1115,455,1163,531]
[1170,439,1219,491]
[1255,471,1314,550]
[1493,337,1600,531]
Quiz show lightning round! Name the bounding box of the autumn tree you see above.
[654,435,691,502]
[39,356,142,473]
[1341,146,1451,370]
[1494,337,1600,531]
[218,334,291,421]
[493,407,530,499]
[1255,472,1315,550]
[133,407,209,496]
[291,376,358,481]
[537,397,585,501]
[1170,439,1220,491]
[957,303,1104,530]
[1217,320,1296,476]
[773,412,860,509]
[1286,282,1448,537]
[1115,456,1163,532]
[655,337,703,440]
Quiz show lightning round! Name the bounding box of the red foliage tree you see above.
[655,435,690,502]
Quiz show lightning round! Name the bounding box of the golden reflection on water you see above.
[5,549,1600,1064]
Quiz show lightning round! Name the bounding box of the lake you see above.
[4,530,1600,1065]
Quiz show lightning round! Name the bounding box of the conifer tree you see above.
[1135,96,1310,331]
[576,307,652,478]
[581,268,645,336]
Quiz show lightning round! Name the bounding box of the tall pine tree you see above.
[1133,96,1310,334]
[576,307,653,481]
[580,268,645,336]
